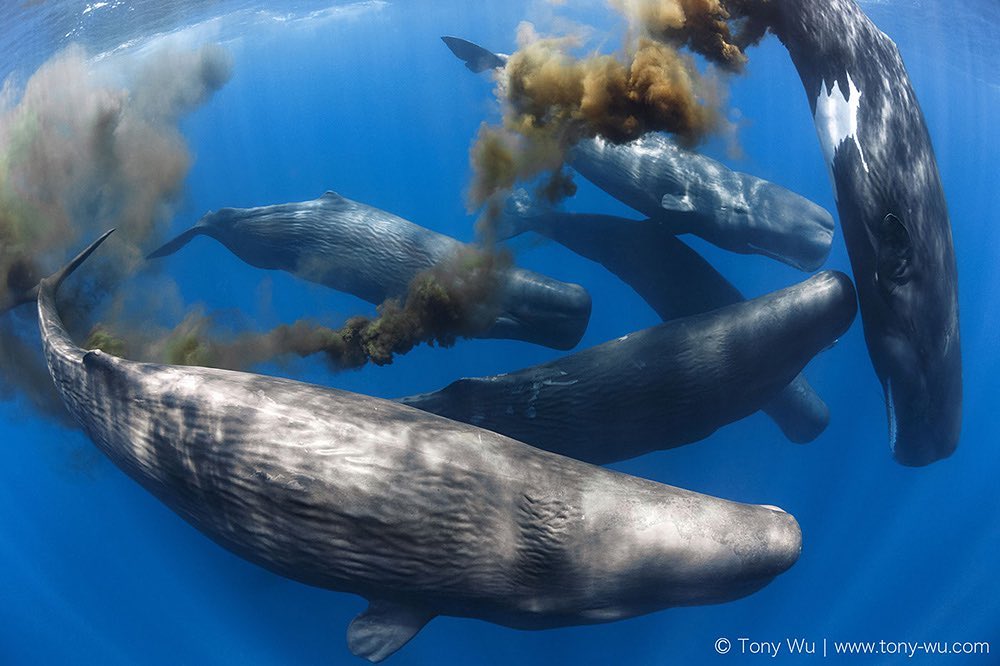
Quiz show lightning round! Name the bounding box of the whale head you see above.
[488,268,592,351]
[747,180,836,271]
[574,494,802,621]
[865,210,962,466]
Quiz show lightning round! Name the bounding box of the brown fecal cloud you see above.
[86,247,512,373]
[469,0,763,234]
[0,43,232,416]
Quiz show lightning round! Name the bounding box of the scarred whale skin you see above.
[37,233,801,663]
[567,134,836,271]
[148,191,592,351]
[497,196,830,443]
[747,0,961,465]
[401,271,857,464]
[441,36,836,272]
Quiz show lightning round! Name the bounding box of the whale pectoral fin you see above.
[346,599,435,663]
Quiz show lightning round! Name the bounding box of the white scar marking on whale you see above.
[814,72,870,199]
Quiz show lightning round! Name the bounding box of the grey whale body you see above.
[567,135,835,271]
[750,0,962,465]
[498,198,831,443]
[401,271,857,464]
[36,233,801,662]
[149,191,592,351]
[442,36,836,272]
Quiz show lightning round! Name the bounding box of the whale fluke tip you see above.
[146,225,204,260]
[45,228,116,295]
[441,36,506,73]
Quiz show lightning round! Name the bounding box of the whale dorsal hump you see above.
[875,213,912,293]
[346,599,435,663]
[321,190,345,201]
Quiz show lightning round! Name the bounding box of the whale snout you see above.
[709,502,802,597]
[882,365,961,467]
[752,182,836,272]
[487,269,592,350]
[873,312,962,467]
[756,505,802,579]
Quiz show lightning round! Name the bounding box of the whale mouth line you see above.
[885,379,899,453]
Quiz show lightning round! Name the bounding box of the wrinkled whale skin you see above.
[38,234,802,662]
[567,135,835,271]
[752,0,961,464]
[402,271,857,464]
[497,203,831,443]
[149,191,592,351]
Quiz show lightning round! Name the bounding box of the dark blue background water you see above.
[1,1,997,663]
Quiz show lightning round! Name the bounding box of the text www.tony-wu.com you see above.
[714,637,991,658]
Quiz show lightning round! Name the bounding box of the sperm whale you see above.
[741,0,962,465]
[442,36,836,272]
[497,192,831,443]
[401,271,857,464]
[149,191,592,351]
[32,231,802,662]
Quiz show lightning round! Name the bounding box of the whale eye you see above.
[876,213,912,295]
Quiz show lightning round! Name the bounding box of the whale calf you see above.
[498,193,830,443]
[33,232,801,662]
[401,271,857,464]
[442,36,835,272]
[742,0,961,465]
[148,191,592,351]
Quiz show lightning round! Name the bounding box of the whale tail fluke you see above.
[1,230,117,313]
[43,229,117,297]
[441,36,507,73]
[146,223,207,260]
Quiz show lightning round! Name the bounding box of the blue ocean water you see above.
[0,1,997,664]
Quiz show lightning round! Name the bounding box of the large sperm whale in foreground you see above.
[148,191,592,351]
[739,0,962,465]
[401,271,857,464]
[441,36,836,272]
[31,232,802,662]
[497,192,831,444]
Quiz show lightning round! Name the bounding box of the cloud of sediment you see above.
[87,246,511,371]
[469,0,760,233]
[0,42,232,416]
[614,0,750,72]
[1,38,531,405]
